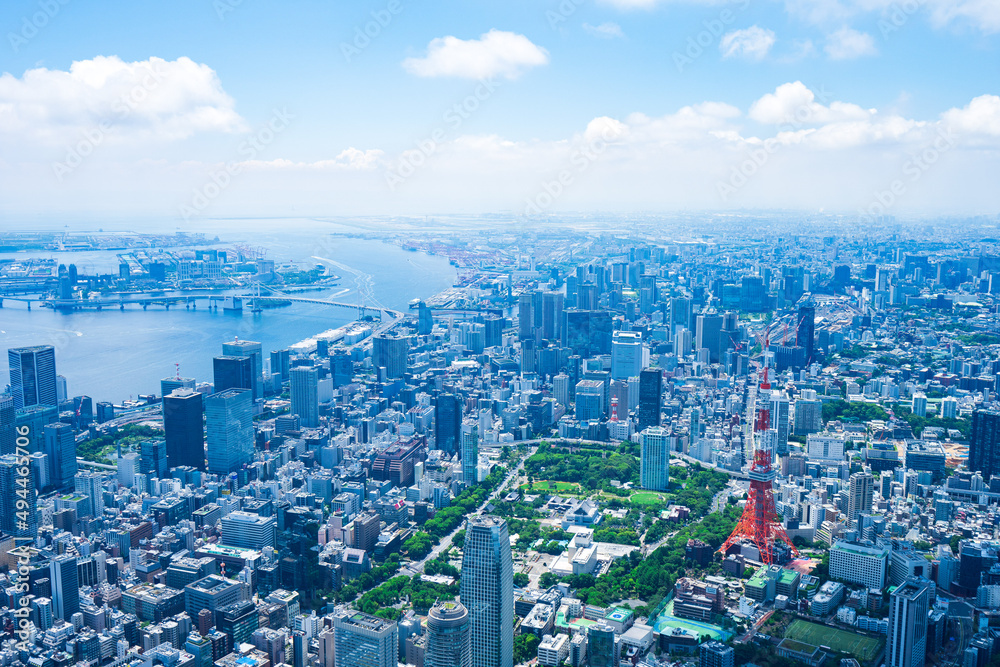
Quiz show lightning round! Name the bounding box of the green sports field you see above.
[630,491,666,506]
[521,480,582,494]
[783,619,883,662]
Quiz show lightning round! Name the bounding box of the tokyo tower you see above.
[719,341,798,565]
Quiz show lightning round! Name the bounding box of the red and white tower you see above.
[719,337,798,565]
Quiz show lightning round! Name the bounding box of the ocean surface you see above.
[0,219,457,403]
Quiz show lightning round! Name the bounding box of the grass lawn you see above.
[521,480,583,494]
[630,491,666,506]
[784,619,882,662]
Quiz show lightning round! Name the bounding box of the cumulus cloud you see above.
[824,26,878,59]
[720,26,777,61]
[748,81,871,125]
[942,95,1000,137]
[239,149,385,171]
[402,30,549,80]
[583,22,626,39]
[0,56,245,144]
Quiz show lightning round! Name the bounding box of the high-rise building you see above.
[575,380,604,421]
[270,349,291,382]
[372,335,409,379]
[699,641,734,667]
[7,345,57,410]
[161,376,196,398]
[140,438,168,479]
[797,303,816,364]
[425,601,471,667]
[163,388,205,470]
[206,389,254,475]
[969,409,1000,480]
[435,394,461,454]
[0,395,15,455]
[793,390,822,435]
[640,427,670,492]
[562,310,613,357]
[222,339,263,400]
[460,516,514,667]
[541,292,564,341]
[289,366,320,428]
[220,511,277,549]
[183,575,243,619]
[74,470,108,519]
[43,422,77,492]
[461,420,478,485]
[218,600,259,648]
[0,454,37,539]
[330,349,353,387]
[587,625,617,667]
[768,391,790,456]
[911,392,927,418]
[695,314,723,363]
[887,578,931,667]
[333,609,398,667]
[848,471,874,526]
[637,368,662,432]
[213,356,253,396]
[50,554,80,621]
[611,331,645,381]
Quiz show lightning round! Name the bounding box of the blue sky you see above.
[0,0,997,220]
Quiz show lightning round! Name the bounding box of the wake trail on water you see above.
[311,256,386,311]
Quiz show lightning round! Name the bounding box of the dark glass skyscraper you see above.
[163,388,205,470]
[0,395,14,455]
[797,303,816,364]
[0,454,37,539]
[8,345,58,409]
[460,516,513,667]
[213,355,253,395]
[43,422,77,492]
[637,368,662,432]
[435,393,461,454]
[970,409,1000,480]
[50,553,80,621]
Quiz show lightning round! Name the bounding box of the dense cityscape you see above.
[3,221,1000,667]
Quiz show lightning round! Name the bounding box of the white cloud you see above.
[0,56,245,144]
[824,26,878,59]
[239,149,385,171]
[749,81,871,125]
[720,26,777,60]
[583,22,626,39]
[402,30,549,80]
[941,95,1000,137]
[926,0,1000,32]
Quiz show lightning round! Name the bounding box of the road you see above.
[400,447,536,576]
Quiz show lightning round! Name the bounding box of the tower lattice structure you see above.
[719,346,798,565]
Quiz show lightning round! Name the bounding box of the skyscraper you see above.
[213,355,253,396]
[269,349,291,382]
[43,422,77,492]
[887,578,931,667]
[333,609,398,667]
[768,391,790,456]
[0,395,15,455]
[372,335,409,379]
[797,303,816,365]
[848,471,874,527]
[461,420,478,485]
[0,454,37,539]
[50,554,80,621]
[425,601,472,667]
[435,393,461,454]
[8,345,58,409]
[163,388,205,470]
[611,330,645,380]
[206,389,254,475]
[460,516,514,667]
[640,427,670,492]
[695,314,723,363]
[140,438,168,479]
[587,625,617,667]
[74,470,109,520]
[969,409,1000,480]
[289,366,320,428]
[637,368,662,432]
[222,339,263,400]
[161,375,196,398]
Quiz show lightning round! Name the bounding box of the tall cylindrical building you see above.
[425,601,471,667]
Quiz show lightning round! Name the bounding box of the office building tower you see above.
[940,397,958,419]
[218,600,259,648]
[541,292,564,341]
[186,632,214,667]
[587,625,616,667]
[0,395,15,455]
[220,511,277,549]
[797,303,815,364]
[969,409,1000,480]
[517,293,533,340]
[461,421,478,485]
[163,389,205,470]
[425,601,472,667]
[43,422,77,492]
[695,314,723,363]
[562,310,613,357]
[0,454,37,539]
[330,349,353,387]
[270,349,291,382]
[333,609,398,667]
[213,355,253,396]
[290,366,320,428]
[640,427,670,492]
[637,368,662,432]
[7,345,57,410]
[461,516,514,667]
[140,438,168,479]
[911,392,927,418]
[416,301,434,335]
[793,390,822,435]
[222,339,263,400]
[848,471,874,527]
[184,575,243,619]
[435,394,461,454]
[611,330,645,380]
[50,554,80,621]
[699,641,734,667]
[768,391,790,456]
[161,376,196,398]
[206,389,254,475]
[553,374,570,407]
[887,578,931,667]
[829,540,888,590]
[575,380,604,421]
[372,335,409,379]
[74,470,108,519]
